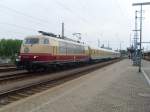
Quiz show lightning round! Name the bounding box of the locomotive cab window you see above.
[25,38,39,44]
[44,39,49,44]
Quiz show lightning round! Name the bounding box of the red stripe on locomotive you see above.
[20,53,90,62]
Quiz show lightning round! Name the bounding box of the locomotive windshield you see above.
[25,38,39,44]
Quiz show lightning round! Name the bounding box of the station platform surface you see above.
[0,59,150,112]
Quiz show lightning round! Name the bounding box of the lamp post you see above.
[132,2,150,72]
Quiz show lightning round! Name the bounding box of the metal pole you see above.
[135,11,138,50]
[120,42,121,51]
[139,5,142,72]
[132,11,138,66]
[62,22,64,38]
[97,38,100,48]
[130,33,131,47]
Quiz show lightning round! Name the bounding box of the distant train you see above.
[16,31,120,71]
[143,51,150,61]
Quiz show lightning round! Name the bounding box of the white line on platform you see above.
[142,68,150,86]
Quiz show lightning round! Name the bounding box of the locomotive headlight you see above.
[16,55,21,62]
[33,56,37,59]
[18,56,21,59]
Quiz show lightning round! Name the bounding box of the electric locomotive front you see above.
[16,35,52,71]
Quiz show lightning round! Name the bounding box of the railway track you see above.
[0,63,17,72]
[0,67,17,72]
[0,70,28,82]
[0,58,121,108]
[0,63,15,67]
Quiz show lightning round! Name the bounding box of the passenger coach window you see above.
[25,38,39,44]
[44,39,49,44]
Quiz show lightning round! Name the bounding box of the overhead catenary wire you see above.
[0,3,52,25]
[54,0,90,24]
[0,9,52,30]
[0,1,102,37]
[0,2,78,37]
[0,22,37,32]
[0,1,89,31]
[0,3,58,36]
[53,0,105,43]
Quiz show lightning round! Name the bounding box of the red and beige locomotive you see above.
[16,31,120,71]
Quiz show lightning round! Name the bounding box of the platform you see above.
[0,59,150,112]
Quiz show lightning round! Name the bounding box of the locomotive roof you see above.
[25,35,120,53]
[25,35,87,46]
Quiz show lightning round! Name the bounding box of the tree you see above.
[0,39,22,60]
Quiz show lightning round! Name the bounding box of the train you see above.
[16,31,120,71]
[143,51,150,61]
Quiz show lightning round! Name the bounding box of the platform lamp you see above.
[132,2,150,72]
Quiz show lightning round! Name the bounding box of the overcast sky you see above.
[0,0,150,50]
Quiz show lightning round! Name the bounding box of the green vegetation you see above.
[0,39,22,62]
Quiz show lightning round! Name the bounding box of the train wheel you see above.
[26,67,34,72]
